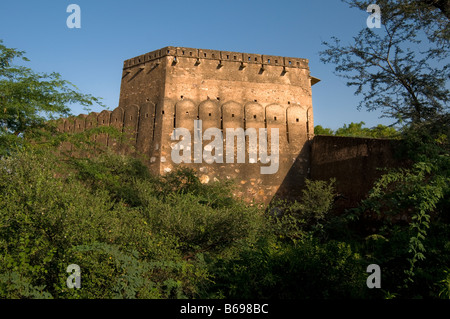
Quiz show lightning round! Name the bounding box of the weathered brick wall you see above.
[310,135,404,213]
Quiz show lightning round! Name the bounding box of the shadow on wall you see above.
[271,139,312,203]
[272,135,406,214]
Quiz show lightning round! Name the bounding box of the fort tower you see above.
[61,46,320,204]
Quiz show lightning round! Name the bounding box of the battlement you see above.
[54,46,401,208]
[123,46,310,71]
[56,46,320,204]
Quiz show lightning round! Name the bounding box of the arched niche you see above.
[74,114,87,133]
[110,107,124,131]
[244,102,265,129]
[160,98,175,122]
[96,110,112,146]
[136,101,156,159]
[124,104,139,142]
[266,103,287,143]
[199,99,221,131]
[64,116,76,133]
[287,105,307,145]
[265,104,286,125]
[222,101,244,129]
[107,107,124,150]
[85,112,98,131]
[175,99,197,133]
[97,110,112,127]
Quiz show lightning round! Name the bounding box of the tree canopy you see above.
[320,0,449,125]
[0,40,103,153]
[314,121,400,138]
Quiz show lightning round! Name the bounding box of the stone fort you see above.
[58,46,399,208]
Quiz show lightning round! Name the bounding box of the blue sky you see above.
[0,0,396,130]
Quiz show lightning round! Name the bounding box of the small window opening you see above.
[268,59,271,63]
[145,113,149,118]
[162,111,165,115]
[204,53,207,57]
[227,55,229,59]
[231,114,235,117]
[233,56,236,60]
[190,52,193,56]
[274,116,277,121]
[275,60,278,63]
[296,118,299,122]
[253,115,257,119]
[208,113,211,116]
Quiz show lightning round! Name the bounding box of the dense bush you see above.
[0,148,265,298]
[0,127,448,299]
[207,237,368,299]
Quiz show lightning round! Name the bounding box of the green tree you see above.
[320,0,449,125]
[315,122,399,138]
[369,123,400,138]
[319,2,449,296]
[0,40,103,154]
[314,125,334,135]
[335,121,369,137]
[335,121,399,138]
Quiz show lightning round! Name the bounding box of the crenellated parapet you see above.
[123,46,311,71]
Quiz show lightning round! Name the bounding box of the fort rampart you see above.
[57,47,400,207]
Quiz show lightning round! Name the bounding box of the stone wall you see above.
[57,99,313,204]
[55,47,407,208]
[310,135,404,213]
[115,46,317,204]
[57,47,406,209]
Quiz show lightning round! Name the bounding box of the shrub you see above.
[268,179,337,242]
[208,237,368,299]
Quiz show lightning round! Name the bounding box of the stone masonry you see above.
[58,46,321,204]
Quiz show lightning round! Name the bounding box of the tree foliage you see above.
[315,121,400,138]
[320,0,449,125]
[0,40,103,153]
